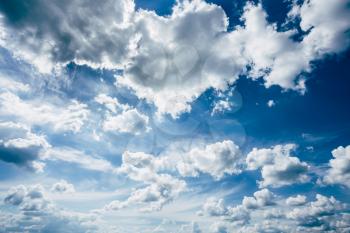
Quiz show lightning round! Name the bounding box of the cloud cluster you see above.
[107,151,187,212]
[95,93,150,135]
[199,190,350,232]
[242,188,276,209]
[1,0,349,117]
[199,189,276,228]
[246,144,309,187]
[105,140,241,212]
[2,184,100,233]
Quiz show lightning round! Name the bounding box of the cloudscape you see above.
[0,0,350,232]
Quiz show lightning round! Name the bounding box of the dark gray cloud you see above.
[0,122,49,171]
[0,0,134,72]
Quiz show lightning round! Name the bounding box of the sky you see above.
[0,0,349,232]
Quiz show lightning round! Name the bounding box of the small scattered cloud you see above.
[267,100,275,108]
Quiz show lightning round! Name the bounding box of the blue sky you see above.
[0,0,350,232]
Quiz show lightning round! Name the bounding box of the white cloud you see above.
[286,195,307,206]
[287,194,346,221]
[0,121,50,149]
[0,92,89,133]
[242,189,275,210]
[178,140,243,180]
[31,161,46,173]
[226,205,251,225]
[117,151,158,182]
[236,3,308,90]
[118,140,242,183]
[0,75,30,93]
[109,150,187,212]
[103,108,149,135]
[211,100,233,116]
[198,191,349,232]
[103,174,186,212]
[117,0,245,118]
[199,198,227,216]
[0,121,117,174]
[267,100,275,108]
[51,180,75,193]
[323,145,350,188]
[291,0,350,56]
[246,144,309,187]
[199,188,277,229]
[210,222,229,233]
[127,174,186,212]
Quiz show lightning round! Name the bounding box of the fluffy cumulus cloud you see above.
[51,179,75,193]
[287,194,348,232]
[177,140,243,179]
[198,197,227,217]
[199,189,276,227]
[323,145,350,188]
[242,189,275,209]
[1,0,348,117]
[246,144,310,187]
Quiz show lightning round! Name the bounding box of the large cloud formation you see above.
[0,0,349,117]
